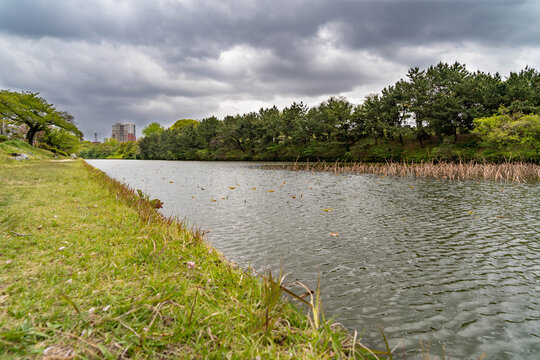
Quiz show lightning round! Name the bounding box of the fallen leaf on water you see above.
[251,187,256,190]
[322,208,333,212]
[292,196,296,199]
[210,199,217,202]
[330,232,339,237]
[192,196,196,198]
[410,185,414,189]
[267,190,274,193]
[468,211,474,215]
[169,181,174,183]
[228,186,236,189]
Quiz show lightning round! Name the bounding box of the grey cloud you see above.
[0,0,539,140]
[2,1,538,51]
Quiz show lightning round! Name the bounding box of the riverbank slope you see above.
[0,160,375,358]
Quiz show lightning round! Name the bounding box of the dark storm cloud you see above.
[2,1,538,52]
[0,0,539,139]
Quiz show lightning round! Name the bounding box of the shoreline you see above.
[0,159,381,358]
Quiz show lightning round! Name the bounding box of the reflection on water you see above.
[87,160,540,359]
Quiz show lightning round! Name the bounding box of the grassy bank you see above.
[0,139,61,163]
[271,160,540,183]
[0,160,381,359]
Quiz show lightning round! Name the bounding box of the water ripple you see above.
[88,160,540,360]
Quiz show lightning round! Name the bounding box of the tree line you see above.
[136,62,538,162]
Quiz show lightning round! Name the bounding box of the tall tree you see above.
[404,67,431,146]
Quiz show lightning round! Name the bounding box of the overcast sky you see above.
[1,0,539,140]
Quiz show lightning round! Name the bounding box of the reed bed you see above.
[275,160,540,183]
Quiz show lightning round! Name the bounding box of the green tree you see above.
[196,116,222,149]
[0,90,82,145]
[282,102,309,145]
[42,128,81,154]
[142,122,164,137]
[502,67,540,114]
[170,119,199,131]
[473,109,540,148]
[403,67,431,146]
[354,94,386,145]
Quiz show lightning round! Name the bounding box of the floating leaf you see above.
[169,181,174,183]
[410,185,414,189]
[292,196,296,199]
[210,199,217,202]
[322,208,333,212]
[228,186,236,189]
[251,187,256,190]
[267,190,274,193]
[330,232,339,237]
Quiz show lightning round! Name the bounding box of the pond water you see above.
[86,159,540,359]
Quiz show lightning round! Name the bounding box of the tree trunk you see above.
[417,132,423,147]
[26,127,39,145]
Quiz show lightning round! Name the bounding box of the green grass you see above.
[0,160,380,359]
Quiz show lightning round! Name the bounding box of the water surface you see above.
[87,159,540,359]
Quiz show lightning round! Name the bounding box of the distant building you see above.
[91,132,101,144]
[112,123,136,142]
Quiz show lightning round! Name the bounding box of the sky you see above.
[1,0,539,141]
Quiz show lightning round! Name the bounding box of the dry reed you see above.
[274,160,540,183]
